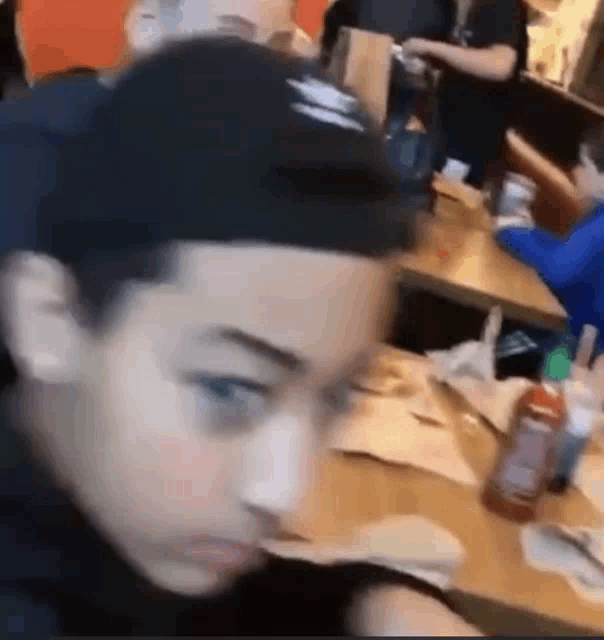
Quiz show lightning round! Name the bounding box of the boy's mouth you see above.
[180,536,258,568]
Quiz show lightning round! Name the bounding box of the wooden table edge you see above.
[396,264,567,331]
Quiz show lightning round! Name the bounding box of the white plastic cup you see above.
[442,158,471,183]
[498,173,537,216]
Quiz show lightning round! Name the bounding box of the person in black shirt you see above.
[0,38,483,637]
[400,0,528,187]
[320,0,453,122]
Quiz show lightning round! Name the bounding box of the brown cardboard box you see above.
[327,27,393,127]
[432,173,492,231]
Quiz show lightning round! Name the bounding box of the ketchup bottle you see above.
[482,382,566,523]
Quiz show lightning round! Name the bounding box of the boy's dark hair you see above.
[33,37,418,331]
[581,122,604,172]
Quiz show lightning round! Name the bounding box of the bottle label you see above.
[567,405,595,437]
[498,416,549,496]
[504,464,538,493]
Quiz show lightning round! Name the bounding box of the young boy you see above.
[496,123,604,360]
[0,38,482,637]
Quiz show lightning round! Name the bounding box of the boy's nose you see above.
[239,410,317,518]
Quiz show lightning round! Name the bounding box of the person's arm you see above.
[496,216,604,289]
[402,0,527,82]
[400,38,517,82]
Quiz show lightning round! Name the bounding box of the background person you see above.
[319,0,452,126]
[0,0,264,262]
[319,0,528,189]
[400,0,528,188]
[495,122,604,366]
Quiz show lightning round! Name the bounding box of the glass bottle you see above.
[481,382,566,523]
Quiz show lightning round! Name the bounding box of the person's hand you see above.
[400,37,434,59]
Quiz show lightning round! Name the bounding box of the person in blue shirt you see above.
[496,123,604,360]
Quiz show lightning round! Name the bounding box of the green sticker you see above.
[543,347,572,381]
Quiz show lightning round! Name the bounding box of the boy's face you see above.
[2,242,393,597]
[125,0,266,56]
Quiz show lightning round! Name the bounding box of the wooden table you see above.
[394,189,568,331]
[284,353,604,635]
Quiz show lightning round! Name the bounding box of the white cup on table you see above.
[498,173,537,217]
[442,158,471,183]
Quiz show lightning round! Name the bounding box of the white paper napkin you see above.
[327,393,478,487]
[521,521,604,603]
[427,306,502,384]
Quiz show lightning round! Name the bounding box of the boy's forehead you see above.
[172,242,385,288]
[106,242,392,370]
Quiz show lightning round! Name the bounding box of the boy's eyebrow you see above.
[200,326,308,374]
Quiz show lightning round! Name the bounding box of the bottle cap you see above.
[543,346,572,381]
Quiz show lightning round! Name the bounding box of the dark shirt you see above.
[0,76,113,258]
[321,0,453,64]
[438,0,528,184]
[320,0,454,121]
[0,75,112,136]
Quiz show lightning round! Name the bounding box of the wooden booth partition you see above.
[504,129,582,235]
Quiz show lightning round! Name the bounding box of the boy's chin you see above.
[145,556,265,598]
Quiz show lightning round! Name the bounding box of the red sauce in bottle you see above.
[481,384,566,523]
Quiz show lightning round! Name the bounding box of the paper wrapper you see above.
[352,346,447,425]
[327,392,478,487]
[432,172,485,211]
[446,376,534,434]
[262,515,465,591]
[427,306,502,384]
[521,522,604,603]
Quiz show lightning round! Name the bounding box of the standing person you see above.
[319,0,453,120]
[0,38,482,638]
[495,123,604,361]
[400,0,528,187]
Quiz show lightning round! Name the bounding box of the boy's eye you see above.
[187,374,269,431]
[321,378,354,416]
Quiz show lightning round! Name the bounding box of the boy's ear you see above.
[0,251,81,383]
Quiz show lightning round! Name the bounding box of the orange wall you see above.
[18,0,327,82]
[18,0,133,82]
[294,0,330,39]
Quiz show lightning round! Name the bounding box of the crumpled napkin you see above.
[447,376,533,434]
[521,522,604,603]
[327,392,478,487]
[427,306,502,384]
[262,515,465,591]
[351,347,447,425]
